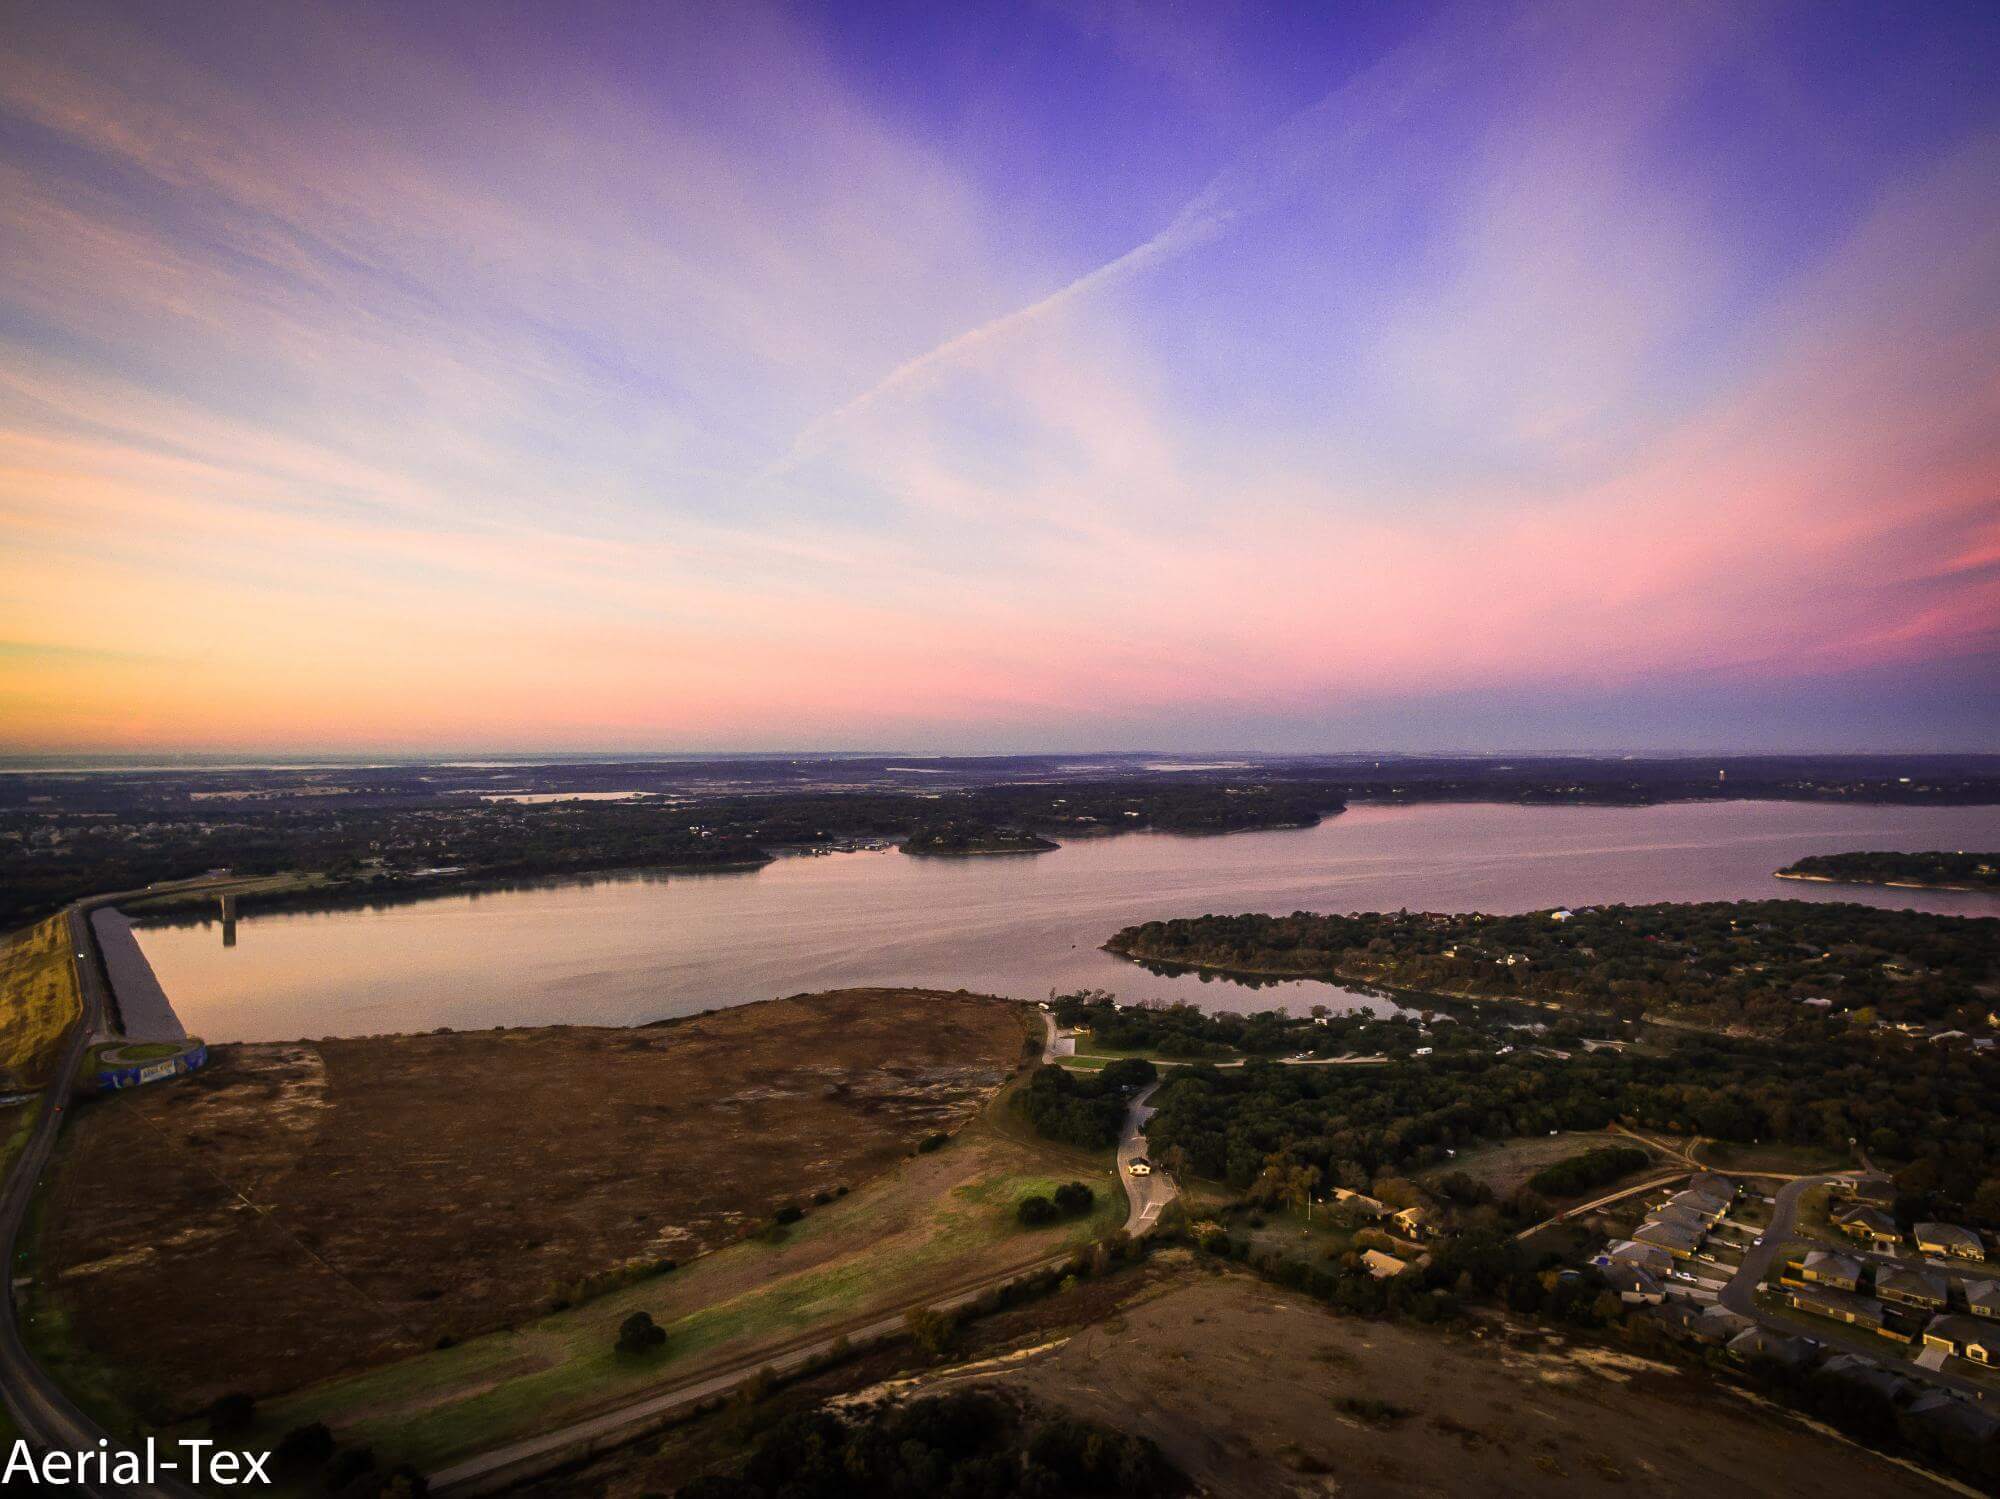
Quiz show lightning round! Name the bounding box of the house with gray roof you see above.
[1832,1204,1901,1251]
[1666,1189,1727,1223]
[1960,1277,1998,1318]
[1603,1265,1664,1305]
[1798,1250,1863,1292]
[1875,1266,1948,1311]
[1819,1354,1913,1404]
[1921,1313,1997,1364]
[1599,1240,1673,1278]
[1912,1222,1985,1261]
[1788,1285,1890,1332]
[1633,1219,1703,1258]
[1727,1326,1816,1370]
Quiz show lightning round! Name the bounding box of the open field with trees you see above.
[30,989,1036,1421]
[0,913,81,1087]
[247,1091,1124,1472]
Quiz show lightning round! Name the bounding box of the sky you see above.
[1,0,1996,756]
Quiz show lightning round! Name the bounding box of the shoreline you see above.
[1774,870,1984,894]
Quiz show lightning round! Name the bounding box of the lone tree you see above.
[616,1310,667,1356]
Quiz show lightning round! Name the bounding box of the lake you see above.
[135,800,2000,1042]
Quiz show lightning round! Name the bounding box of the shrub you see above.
[1017,1194,1059,1226]
[206,1392,255,1437]
[918,1131,951,1152]
[274,1422,335,1473]
[773,1203,804,1225]
[1052,1181,1095,1217]
[906,1305,956,1358]
[617,1310,668,1356]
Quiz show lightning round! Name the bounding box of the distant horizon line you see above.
[5,747,2000,772]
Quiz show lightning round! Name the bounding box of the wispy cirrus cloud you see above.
[0,0,1994,753]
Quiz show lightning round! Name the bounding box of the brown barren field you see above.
[923,1271,1954,1498]
[37,988,1031,1414]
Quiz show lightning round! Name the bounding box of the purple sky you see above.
[1,1,1996,753]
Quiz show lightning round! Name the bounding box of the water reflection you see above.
[135,800,2000,1043]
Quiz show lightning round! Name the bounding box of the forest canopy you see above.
[1107,901,2000,1032]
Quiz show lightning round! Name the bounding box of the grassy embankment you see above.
[249,1066,1125,1473]
[0,915,87,1448]
[0,915,83,1088]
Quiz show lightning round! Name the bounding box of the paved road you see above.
[1116,1082,1175,1234]
[1719,1175,1992,1402]
[1512,1171,1693,1242]
[0,904,196,1497]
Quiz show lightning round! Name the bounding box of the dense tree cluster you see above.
[903,822,1059,856]
[675,1389,1184,1498]
[1015,1061,1156,1149]
[1109,901,1999,1031]
[1779,850,1999,891]
[1142,1033,2000,1225]
[1526,1146,1652,1197]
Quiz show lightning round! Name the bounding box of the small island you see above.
[901,821,1060,856]
[1776,850,1998,892]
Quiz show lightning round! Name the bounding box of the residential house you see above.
[1603,1265,1664,1305]
[1688,1173,1737,1202]
[1651,1203,1711,1233]
[1875,1267,1948,1312]
[1819,1354,1913,1404]
[1960,1278,1999,1318]
[1921,1314,1997,1364]
[1391,1204,1434,1240]
[1600,1240,1673,1278]
[1832,1204,1901,1252]
[1657,1303,1751,1346]
[1798,1251,1863,1292]
[1665,1189,1728,1224]
[1329,1188,1388,1219]
[1788,1286,1890,1332]
[1698,1306,1754,1341]
[1727,1327,1816,1370]
[1913,1222,1986,1261]
[1903,1391,2000,1452]
[1360,1249,1409,1280]
[1832,1173,1896,1207]
[1633,1219,1703,1259]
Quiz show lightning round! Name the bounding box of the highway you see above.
[0,903,195,1497]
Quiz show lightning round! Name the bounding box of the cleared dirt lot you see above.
[37,988,1031,1414]
[949,1271,1954,1497]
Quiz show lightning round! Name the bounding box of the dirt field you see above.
[0,914,81,1086]
[35,988,1032,1415]
[935,1271,1957,1498]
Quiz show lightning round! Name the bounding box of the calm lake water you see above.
[135,801,2000,1042]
